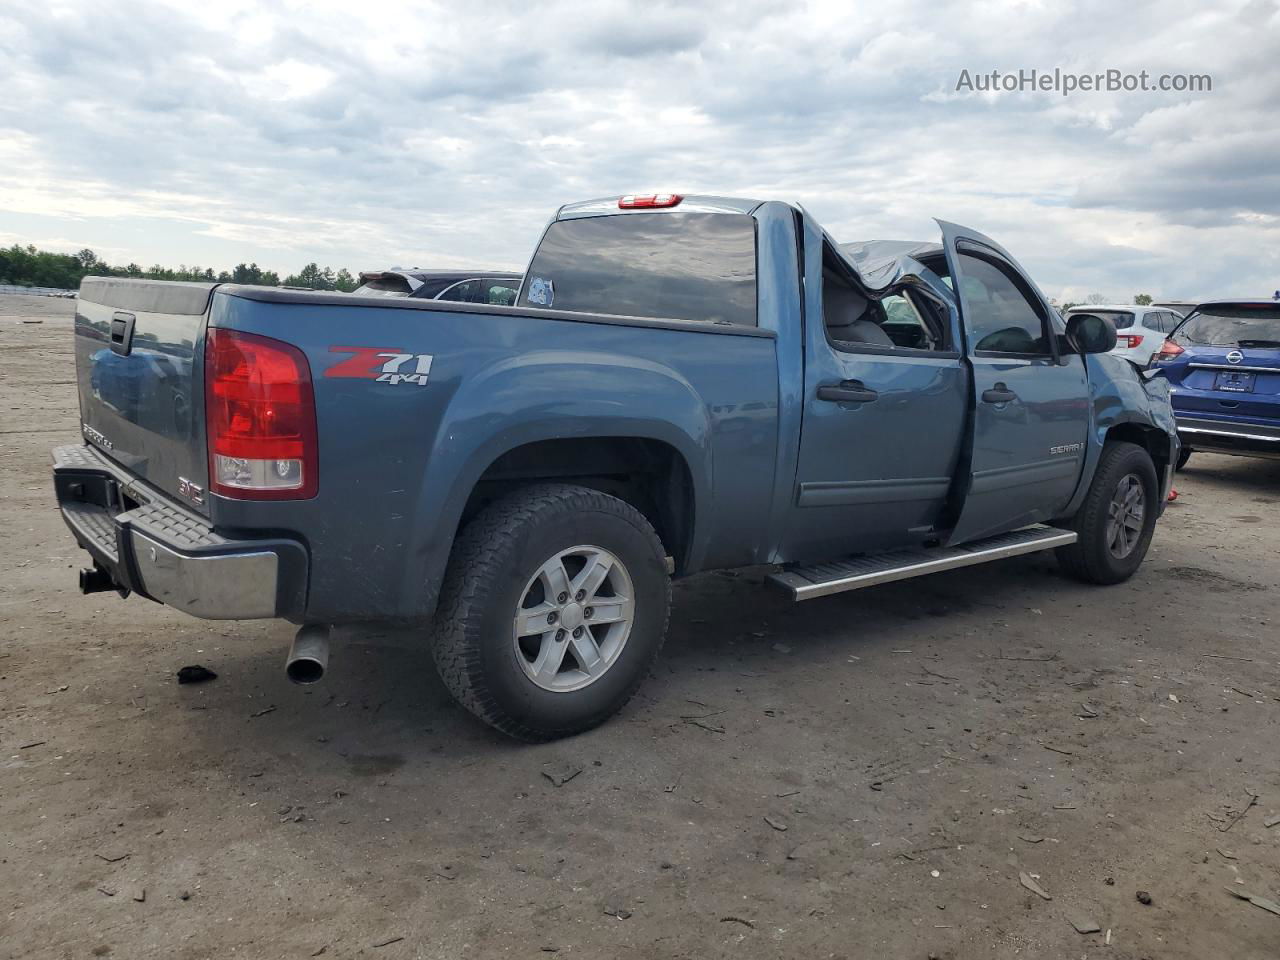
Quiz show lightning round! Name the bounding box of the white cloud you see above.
[0,0,1277,299]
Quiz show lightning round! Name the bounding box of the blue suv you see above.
[1153,297,1280,467]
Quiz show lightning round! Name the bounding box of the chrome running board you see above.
[767,525,1077,601]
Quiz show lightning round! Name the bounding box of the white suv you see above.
[1063,305,1183,365]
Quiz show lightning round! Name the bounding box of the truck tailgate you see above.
[74,278,215,516]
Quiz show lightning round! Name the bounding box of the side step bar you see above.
[767,525,1077,601]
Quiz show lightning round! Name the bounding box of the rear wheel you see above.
[1175,446,1192,470]
[432,483,670,741]
[1056,441,1158,585]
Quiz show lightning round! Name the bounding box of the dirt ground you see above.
[2,294,1278,960]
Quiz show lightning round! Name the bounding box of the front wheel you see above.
[431,483,671,741]
[1175,446,1192,470]
[1056,441,1159,585]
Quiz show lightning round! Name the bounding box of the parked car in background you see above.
[353,269,522,305]
[1063,304,1183,365]
[1152,298,1280,467]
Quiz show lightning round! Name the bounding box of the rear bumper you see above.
[1175,415,1280,459]
[52,444,308,620]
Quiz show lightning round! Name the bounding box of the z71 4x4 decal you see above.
[324,346,434,386]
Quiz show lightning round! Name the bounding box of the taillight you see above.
[205,328,318,499]
[1156,339,1184,361]
[1119,334,1144,349]
[618,193,682,209]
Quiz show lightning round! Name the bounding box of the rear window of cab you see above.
[519,212,758,326]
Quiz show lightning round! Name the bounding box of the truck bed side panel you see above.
[208,293,780,621]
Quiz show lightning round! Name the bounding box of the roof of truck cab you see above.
[837,240,944,288]
[548,201,955,298]
[556,195,766,219]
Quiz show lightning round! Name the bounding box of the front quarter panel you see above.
[1059,352,1177,518]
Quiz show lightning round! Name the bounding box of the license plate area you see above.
[1215,370,1255,393]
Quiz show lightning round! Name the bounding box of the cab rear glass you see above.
[520,212,757,326]
[1175,305,1280,347]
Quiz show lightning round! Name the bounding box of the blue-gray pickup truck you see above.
[54,193,1177,740]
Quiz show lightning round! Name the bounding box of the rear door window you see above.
[1176,306,1280,347]
[520,212,757,326]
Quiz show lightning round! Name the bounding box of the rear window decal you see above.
[527,277,554,307]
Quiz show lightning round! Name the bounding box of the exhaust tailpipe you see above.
[286,624,330,685]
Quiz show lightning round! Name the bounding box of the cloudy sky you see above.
[2,0,1277,302]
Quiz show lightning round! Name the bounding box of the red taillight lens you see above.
[1120,334,1144,349]
[1156,339,1184,360]
[205,328,318,499]
[618,193,683,209]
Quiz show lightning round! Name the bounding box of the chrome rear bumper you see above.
[53,444,307,620]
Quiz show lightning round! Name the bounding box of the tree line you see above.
[0,244,359,292]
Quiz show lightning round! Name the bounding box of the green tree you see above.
[1133,293,1153,305]
[232,262,263,284]
[284,262,338,290]
[334,267,357,292]
[0,241,298,291]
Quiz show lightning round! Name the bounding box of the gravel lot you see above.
[3,294,1278,959]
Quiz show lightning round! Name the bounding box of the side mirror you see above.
[1066,313,1117,354]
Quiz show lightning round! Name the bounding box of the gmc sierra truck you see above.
[54,193,1177,740]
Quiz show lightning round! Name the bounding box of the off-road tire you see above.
[1056,441,1158,585]
[431,483,670,741]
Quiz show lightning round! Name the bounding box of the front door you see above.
[938,221,1090,544]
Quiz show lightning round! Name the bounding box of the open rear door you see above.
[937,221,1090,545]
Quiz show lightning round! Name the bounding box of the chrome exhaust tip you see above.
[286,624,330,685]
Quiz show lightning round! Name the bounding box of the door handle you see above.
[981,383,1017,404]
[817,380,879,404]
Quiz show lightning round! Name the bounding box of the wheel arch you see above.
[456,435,699,575]
[1103,421,1171,475]
[396,349,715,620]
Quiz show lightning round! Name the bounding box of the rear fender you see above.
[401,351,713,618]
